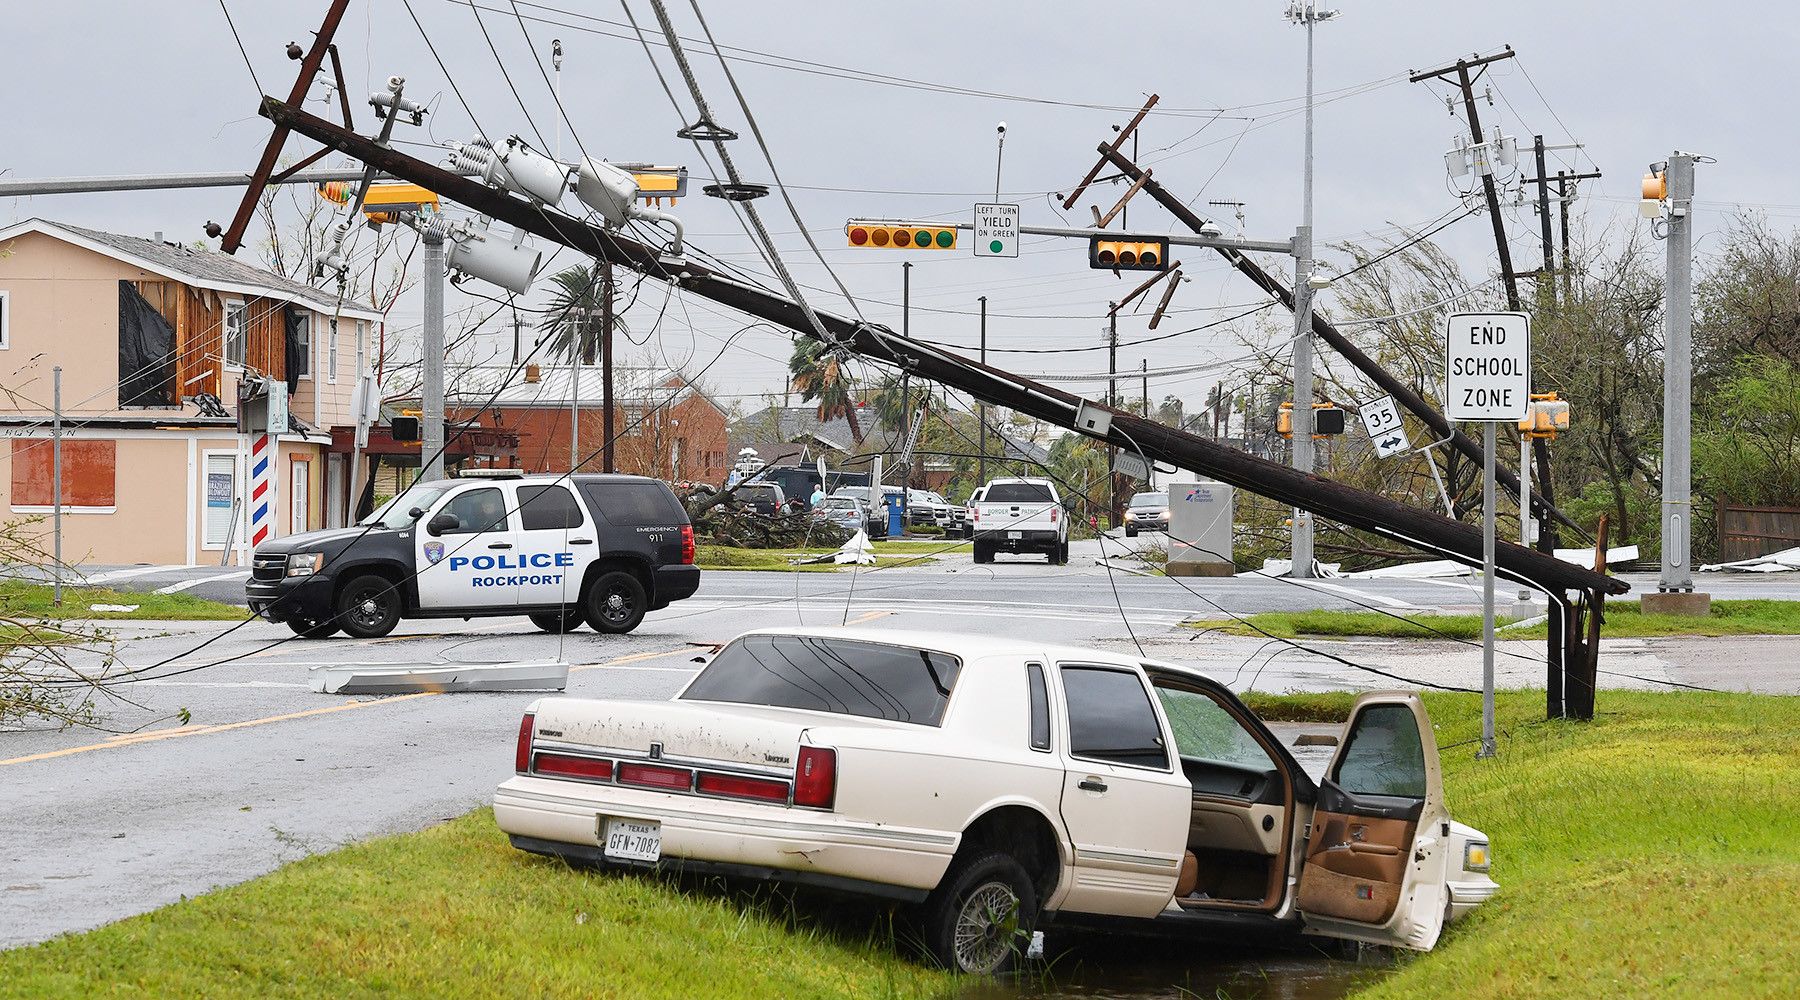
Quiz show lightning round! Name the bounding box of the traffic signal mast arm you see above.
[257,94,1619,599]
[1089,142,1583,538]
[845,219,1293,255]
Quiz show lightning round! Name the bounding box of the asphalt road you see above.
[6,536,1798,947]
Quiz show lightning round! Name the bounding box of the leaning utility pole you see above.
[420,225,447,482]
[1411,49,1521,311]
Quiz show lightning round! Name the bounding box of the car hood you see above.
[256,524,395,556]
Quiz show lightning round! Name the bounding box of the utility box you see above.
[1166,480,1235,578]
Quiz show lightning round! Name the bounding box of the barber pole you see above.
[250,433,274,548]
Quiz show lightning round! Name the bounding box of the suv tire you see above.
[335,574,402,639]
[972,541,994,565]
[584,570,648,634]
[921,850,1040,975]
[288,616,340,639]
[528,609,585,634]
[1054,540,1070,565]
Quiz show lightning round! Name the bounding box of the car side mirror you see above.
[408,506,426,520]
[426,513,460,536]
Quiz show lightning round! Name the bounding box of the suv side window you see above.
[518,485,585,530]
[1332,704,1427,798]
[1060,665,1168,770]
[1154,685,1276,771]
[580,482,684,525]
[438,487,508,535]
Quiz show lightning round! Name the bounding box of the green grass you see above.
[0,580,250,621]
[0,809,949,1000]
[1189,598,1800,641]
[1329,689,1800,999]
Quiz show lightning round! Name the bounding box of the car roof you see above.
[729,625,1210,681]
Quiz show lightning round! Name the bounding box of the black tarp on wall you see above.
[284,306,306,395]
[118,281,176,408]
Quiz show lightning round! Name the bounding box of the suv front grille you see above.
[252,553,288,582]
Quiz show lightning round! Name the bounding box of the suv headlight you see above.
[1463,840,1491,872]
[287,552,328,577]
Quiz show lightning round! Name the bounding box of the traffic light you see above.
[845,221,958,250]
[1089,236,1169,271]
[1519,392,1570,440]
[318,181,441,224]
[1278,402,1346,439]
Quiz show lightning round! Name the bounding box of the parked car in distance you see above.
[831,486,902,538]
[733,482,786,516]
[1124,491,1170,537]
[496,627,1496,975]
[812,495,869,536]
[246,473,699,639]
[972,478,1069,564]
[959,486,986,538]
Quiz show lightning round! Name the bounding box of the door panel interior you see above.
[1297,780,1421,923]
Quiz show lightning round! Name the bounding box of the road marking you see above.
[1287,579,1418,610]
[570,647,692,673]
[82,565,187,584]
[152,571,249,595]
[1,648,691,768]
[845,610,892,625]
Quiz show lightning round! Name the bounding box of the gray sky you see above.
[6,1,1794,415]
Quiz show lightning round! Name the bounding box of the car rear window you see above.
[682,635,963,726]
[985,482,1053,503]
[580,481,686,526]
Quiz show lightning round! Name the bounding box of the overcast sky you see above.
[7,1,1795,416]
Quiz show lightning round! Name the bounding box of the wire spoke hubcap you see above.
[953,881,1020,974]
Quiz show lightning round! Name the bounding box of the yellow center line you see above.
[569,647,695,673]
[846,610,892,625]
[2,646,692,768]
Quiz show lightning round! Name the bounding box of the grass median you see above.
[1254,688,1800,998]
[0,580,250,621]
[1189,598,1800,641]
[0,808,949,1000]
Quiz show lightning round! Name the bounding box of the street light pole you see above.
[1285,0,1337,579]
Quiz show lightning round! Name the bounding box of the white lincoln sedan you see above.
[494,627,1496,974]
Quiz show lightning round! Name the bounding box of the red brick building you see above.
[446,364,729,484]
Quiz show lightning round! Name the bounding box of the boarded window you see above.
[10,439,117,508]
[118,281,176,408]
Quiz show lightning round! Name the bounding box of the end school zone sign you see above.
[1444,311,1531,421]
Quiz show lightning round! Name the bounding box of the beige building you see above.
[0,219,384,567]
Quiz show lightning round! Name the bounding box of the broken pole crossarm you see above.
[259,97,1623,600]
[1095,168,1153,229]
[1090,143,1583,539]
[1061,94,1160,210]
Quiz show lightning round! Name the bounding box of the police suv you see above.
[245,473,699,639]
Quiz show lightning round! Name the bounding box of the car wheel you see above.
[287,616,340,639]
[1125,526,1137,537]
[334,574,402,639]
[528,609,585,634]
[584,570,648,634]
[972,542,993,565]
[1056,541,1070,565]
[922,851,1039,975]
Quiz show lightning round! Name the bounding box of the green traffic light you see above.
[935,230,954,248]
[913,230,931,248]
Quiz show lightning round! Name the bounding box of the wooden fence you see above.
[1716,503,1800,561]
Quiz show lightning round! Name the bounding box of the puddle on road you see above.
[955,932,1384,1000]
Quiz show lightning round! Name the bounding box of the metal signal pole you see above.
[420,226,446,482]
[602,261,616,474]
[978,295,989,485]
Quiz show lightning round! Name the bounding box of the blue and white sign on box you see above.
[1444,311,1530,421]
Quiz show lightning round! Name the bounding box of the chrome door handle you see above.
[568,538,594,545]
[1077,778,1108,793]
[487,542,512,550]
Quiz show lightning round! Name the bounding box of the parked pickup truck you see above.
[495,627,1496,975]
[246,473,699,639]
[972,477,1069,564]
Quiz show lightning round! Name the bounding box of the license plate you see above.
[602,818,662,862]
[1007,530,1021,539]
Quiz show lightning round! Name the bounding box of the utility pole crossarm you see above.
[257,96,1622,598]
[1407,46,1515,83]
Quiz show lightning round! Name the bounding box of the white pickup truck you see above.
[494,627,1496,974]
[972,477,1069,564]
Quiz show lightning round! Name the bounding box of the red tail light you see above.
[1050,508,1059,523]
[972,508,980,522]
[696,772,790,802]
[793,746,837,809]
[514,712,534,773]
[535,753,614,781]
[618,762,693,791]
[680,524,695,565]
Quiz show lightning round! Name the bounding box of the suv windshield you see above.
[986,482,1053,503]
[361,482,454,529]
[1131,493,1168,508]
[682,634,963,725]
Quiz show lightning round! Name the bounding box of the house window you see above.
[9,439,117,511]
[0,289,10,350]
[224,300,247,368]
[327,317,339,384]
[204,452,240,547]
[292,313,311,379]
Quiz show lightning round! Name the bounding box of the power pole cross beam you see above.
[257,94,1624,605]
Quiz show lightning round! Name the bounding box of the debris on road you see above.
[308,660,570,695]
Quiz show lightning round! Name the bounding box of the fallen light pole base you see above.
[309,660,571,695]
[1641,591,1712,617]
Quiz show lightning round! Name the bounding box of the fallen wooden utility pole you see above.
[1089,144,1582,540]
[252,95,1622,713]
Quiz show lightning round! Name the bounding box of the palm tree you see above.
[788,339,863,444]
[539,265,626,364]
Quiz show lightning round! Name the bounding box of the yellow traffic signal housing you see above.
[1519,392,1570,440]
[318,181,441,223]
[1090,236,1169,271]
[845,221,958,250]
[1278,401,1347,439]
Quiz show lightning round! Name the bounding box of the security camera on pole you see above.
[1445,310,1532,759]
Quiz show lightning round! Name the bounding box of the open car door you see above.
[1296,692,1450,950]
